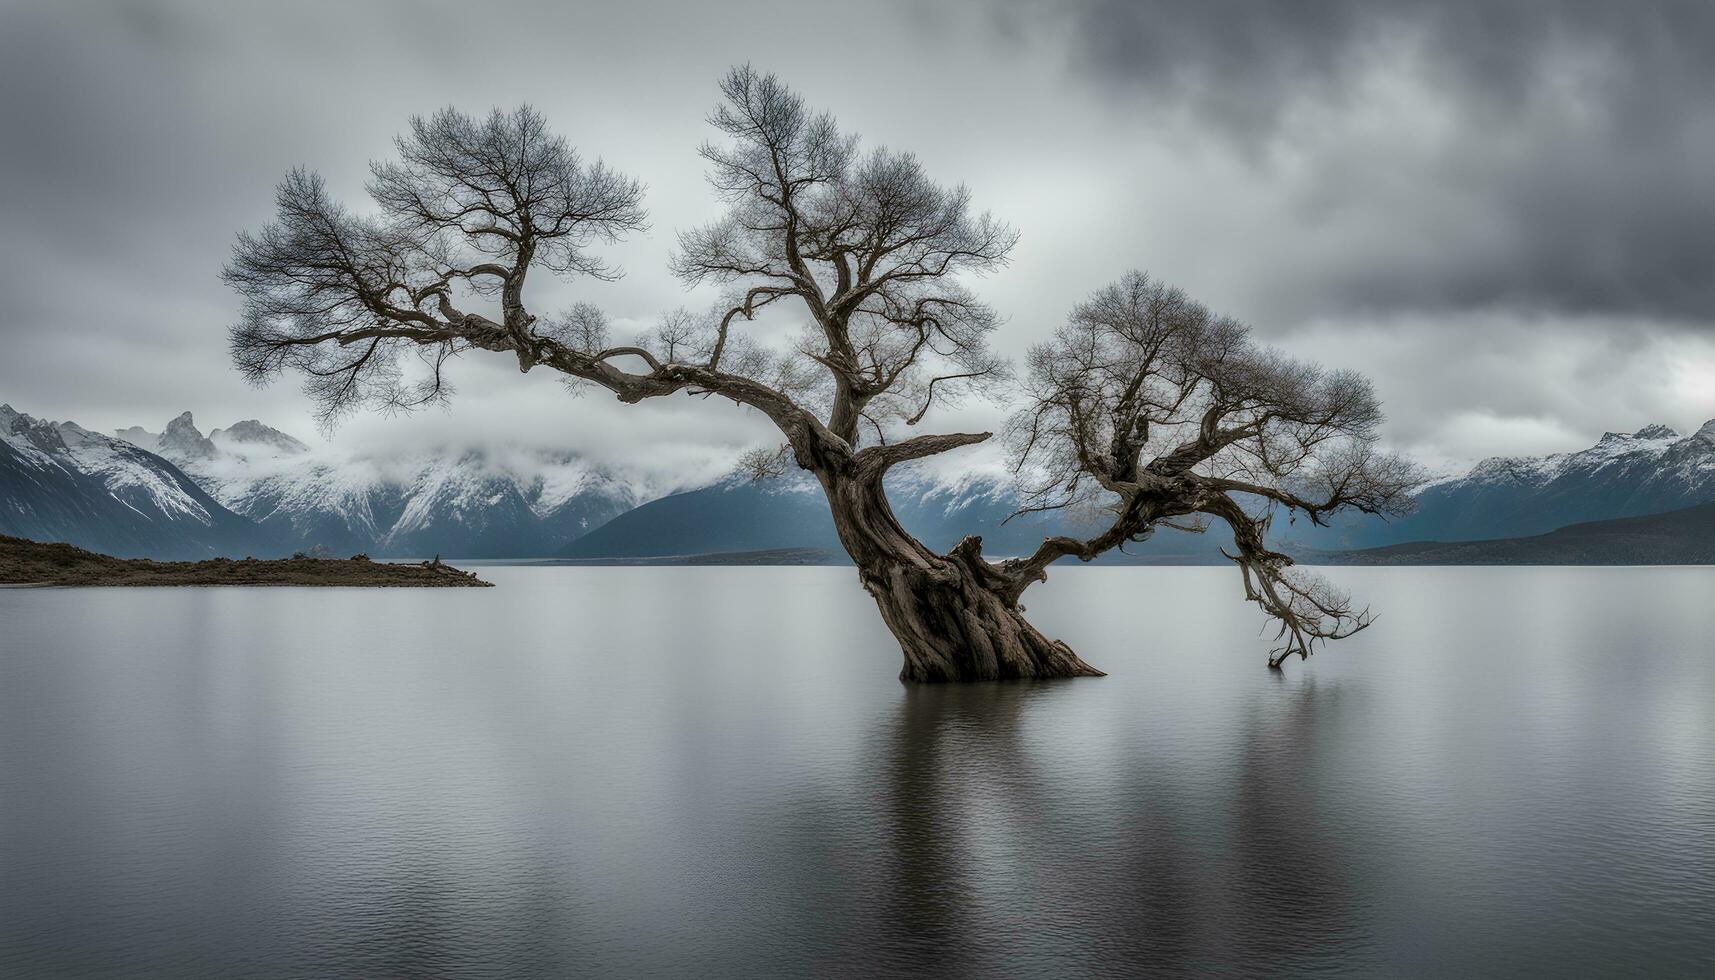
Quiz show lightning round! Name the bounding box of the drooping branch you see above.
[1000,270,1422,664]
[1198,493,1373,668]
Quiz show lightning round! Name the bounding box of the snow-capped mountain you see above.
[1,404,281,559]
[119,413,311,461]
[121,413,641,558]
[1283,420,1715,550]
[18,399,1709,563]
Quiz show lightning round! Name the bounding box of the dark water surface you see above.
[3,566,1713,977]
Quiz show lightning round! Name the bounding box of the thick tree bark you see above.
[816,464,1104,683]
[862,555,1105,682]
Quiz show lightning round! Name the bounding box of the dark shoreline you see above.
[0,536,492,587]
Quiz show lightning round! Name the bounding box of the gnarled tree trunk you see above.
[818,467,1104,683]
[862,555,1104,682]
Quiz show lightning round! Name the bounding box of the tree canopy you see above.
[1005,271,1418,664]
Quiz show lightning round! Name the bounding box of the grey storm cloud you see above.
[0,0,1710,470]
[1003,0,1715,322]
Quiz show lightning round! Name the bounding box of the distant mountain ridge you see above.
[1,404,281,559]
[7,396,1713,564]
[1323,500,1715,565]
[1280,421,1715,551]
[118,413,641,558]
[566,421,1715,563]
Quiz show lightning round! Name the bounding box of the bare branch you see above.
[999,270,1421,661]
[225,82,1416,678]
[734,443,793,481]
[671,66,1017,446]
[855,431,992,475]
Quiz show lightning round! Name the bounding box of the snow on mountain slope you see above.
[1284,421,1715,550]
[1,404,280,559]
[211,419,309,455]
[126,413,641,557]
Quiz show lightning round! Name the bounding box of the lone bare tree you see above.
[225,67,1417,681]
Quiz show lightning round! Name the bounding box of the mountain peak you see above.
[1633,423,1680,440]
[114,426,158,447]
[1598,424,1679,446]
[157,411,217,461]
[0,409,65,452]
[1696,419,1715,444]
[216,419,309,454]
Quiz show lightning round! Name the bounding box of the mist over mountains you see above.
[114,412,641,559]
[5,398,1715,563]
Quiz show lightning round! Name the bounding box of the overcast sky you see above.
[2,0,1712,481]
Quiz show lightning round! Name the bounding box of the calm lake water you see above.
[2,566,1713,977]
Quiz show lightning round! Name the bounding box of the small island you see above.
[0,536,492,588]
